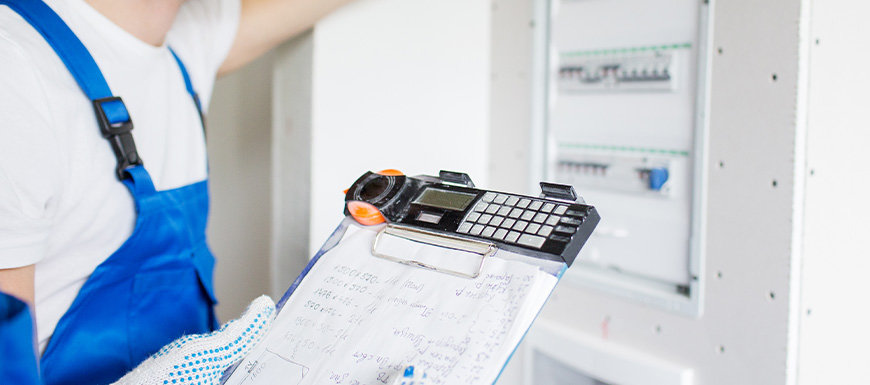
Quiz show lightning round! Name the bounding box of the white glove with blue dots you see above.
[392,366,428,385]
[112,296,276,385]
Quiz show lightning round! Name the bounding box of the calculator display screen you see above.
[413,188,477,211]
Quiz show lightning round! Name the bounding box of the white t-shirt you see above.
[0,0,240,352]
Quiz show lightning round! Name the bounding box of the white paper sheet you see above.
[225,227,558,385]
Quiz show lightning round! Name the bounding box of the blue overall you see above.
[0,1,219,384]
[0,293,40,385]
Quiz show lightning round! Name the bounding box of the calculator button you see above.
[485,205,499,214]
[545,215,560,226]
[489,216,504,227]
[493,194,509,204]
[482,192,496,202]
[458,222,473,233]
[551,234,571,243]
[508,208,523,218]
[474,202,488,212]
[504,196,520,206]
[497,206,512,216]
[513,221,528,232]
[554,225,575,234]
[528,200,543,210]
[470,224,485,235]
[482,226,497,237]
[493,228,509,240]
[518,234,546,248]
[566,209,588,218]
[538,225,553,237]
[517,199,531,209]
[533,213,548,223]
[520,211,535,221]
[502,218,517,228]
[560,217,583,226]
[505,231,521,243]
[526,223,541,234]
[467,212,481,222]
[553,205,568,215]
[479,214,493,223]
[541,203,555,213]
[420,211,442,226]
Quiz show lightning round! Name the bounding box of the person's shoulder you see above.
[0,9,61,137]
[0,8,61,85]
[0,9,64,230]
[174,0,241,26]
[166,0,241,107]
[0,9,36,61]
[169,0,240,48]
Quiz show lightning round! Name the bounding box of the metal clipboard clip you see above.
[371,224,498,279]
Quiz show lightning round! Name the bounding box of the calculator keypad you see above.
[457,193,586,250]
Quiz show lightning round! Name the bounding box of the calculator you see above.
[344,170,600,266]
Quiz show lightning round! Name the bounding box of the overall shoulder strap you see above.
[168,48,206,130]
[1,0,141,180]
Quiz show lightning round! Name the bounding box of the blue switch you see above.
[649,168,669,191]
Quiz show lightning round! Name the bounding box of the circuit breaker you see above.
[544,0,708,314]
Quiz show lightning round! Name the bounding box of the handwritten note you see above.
[225,226,558,385]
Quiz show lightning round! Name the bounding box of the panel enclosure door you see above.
[542,0,709,315]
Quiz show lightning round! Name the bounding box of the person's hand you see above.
[113,296,276,385]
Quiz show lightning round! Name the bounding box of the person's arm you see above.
[0,265,35,307]
[218,0,356,75]
[0,265,37,352]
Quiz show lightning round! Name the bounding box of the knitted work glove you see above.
[113,296,276,385]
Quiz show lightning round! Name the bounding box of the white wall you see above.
[271,32,315,297]
[307,0,493,253]
[797,1,870,383]
[489,0,537,196]
[207,53,275,321]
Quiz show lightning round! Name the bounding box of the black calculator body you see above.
[344,170,600,266]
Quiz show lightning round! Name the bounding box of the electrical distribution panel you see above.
[544,0,707,314]
[558,46,684,92]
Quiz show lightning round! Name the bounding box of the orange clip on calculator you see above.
[344,169,404,226]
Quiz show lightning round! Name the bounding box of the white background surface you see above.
[307,0,492,256]
[797,0,870,382]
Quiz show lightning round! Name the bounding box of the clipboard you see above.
[222,171,599,385]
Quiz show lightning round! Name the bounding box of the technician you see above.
[0,0,353,383]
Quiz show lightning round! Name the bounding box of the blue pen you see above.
[393,365,428,385]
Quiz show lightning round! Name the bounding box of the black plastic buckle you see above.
[92,97,142,180]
